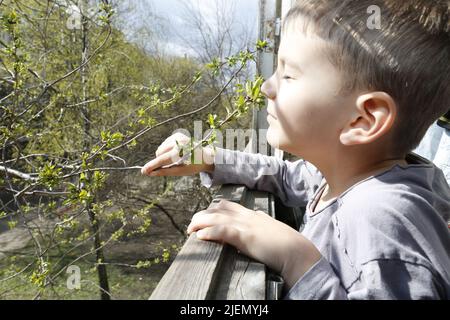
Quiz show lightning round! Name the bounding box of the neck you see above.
[312,147,408,201]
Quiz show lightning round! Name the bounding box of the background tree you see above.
[176,0,257,131]
[0,0,264,299]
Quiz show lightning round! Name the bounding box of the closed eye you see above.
[282,75,294,80]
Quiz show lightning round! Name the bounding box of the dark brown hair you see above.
[284,0,450,154]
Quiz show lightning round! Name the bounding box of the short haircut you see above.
[283,0,450,154]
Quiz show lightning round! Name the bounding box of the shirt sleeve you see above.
[283,257,443,300]
[282,257,348,300]
[199,148,323,207]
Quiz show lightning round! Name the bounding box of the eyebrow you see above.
[278,57,302,71]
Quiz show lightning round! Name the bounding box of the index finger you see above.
[156,134,190,157]
[141,148,180,175]
[212,199,248,212]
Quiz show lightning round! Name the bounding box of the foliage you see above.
[0,0,265,300]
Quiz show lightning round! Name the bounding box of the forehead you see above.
[278,27,329,67]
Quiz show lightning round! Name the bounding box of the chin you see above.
[266,129,301,156]
[266,129,283,150]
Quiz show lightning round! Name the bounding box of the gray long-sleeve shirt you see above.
[200,148,450,300]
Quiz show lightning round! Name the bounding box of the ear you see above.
[340,92,397,146]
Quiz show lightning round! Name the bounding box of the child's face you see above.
[262,27,356,161]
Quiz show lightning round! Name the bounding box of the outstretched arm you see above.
[142,133,323,207]
[200,148,323,207]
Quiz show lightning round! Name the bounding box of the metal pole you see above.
[255,0,282,157]
[257,0,291,300]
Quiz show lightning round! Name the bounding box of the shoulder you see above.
[339,164,450,227]
[335,169,450,266]
[338,177,426,228]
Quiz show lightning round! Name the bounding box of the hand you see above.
[141,132,215,177]
[187,200,322,289]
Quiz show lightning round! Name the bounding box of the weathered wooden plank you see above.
[149,185,247,300]
[225,191,271,300]
[208,190,270,300]
[222,250,266,300]
[149,234,224,300]
[149,187,273,300]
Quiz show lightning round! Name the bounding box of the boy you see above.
[142,0,450,299]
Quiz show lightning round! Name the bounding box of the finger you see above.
[156,139,191,159]
[187,212,218,234]
[141,148,181,175]
[189,208,219,222]
[213,199,253,215]
[195,225,241,248]
[155,135,187,157]
[156,134,189,157]
[191,206,234,219]
[187,212,235,234]
[155,143,175,158]
[147,164,203,177]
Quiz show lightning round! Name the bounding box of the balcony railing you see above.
[150,185,282,300]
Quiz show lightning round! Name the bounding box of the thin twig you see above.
[2,187,70,197]
[130,195,186,237]
[16,25,113,118]
[109,63,246,155]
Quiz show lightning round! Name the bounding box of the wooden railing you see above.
[150,185,278,300]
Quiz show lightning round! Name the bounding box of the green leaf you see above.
[29,260,50,288]
[256,39,268,51]
[138,108,146,118]
[206,57,221,76]
[162,249,170,263]
[246,81,253,97]
[208,114,217,129]
[136,260,152,269]
[8,220,17,230]
[38,162,62,189]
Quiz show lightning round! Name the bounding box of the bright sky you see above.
[118,0,259,58]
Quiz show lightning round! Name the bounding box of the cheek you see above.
[272,86,344,154]
[266,97,315,152]
[276,89,322,135]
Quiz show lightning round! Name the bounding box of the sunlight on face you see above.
[262,27,355,161]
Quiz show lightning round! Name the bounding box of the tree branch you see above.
[1,187,69,197]
[17,25,113,118]
[131,195,186,237]
[0,165,39,181]
[108,62,246,155]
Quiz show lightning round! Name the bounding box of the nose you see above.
[261,75,276,100]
